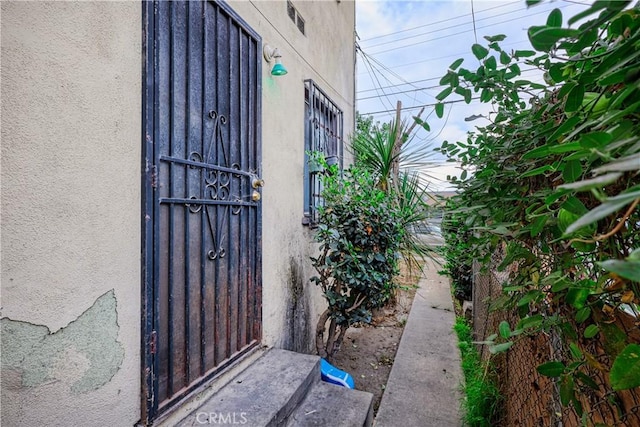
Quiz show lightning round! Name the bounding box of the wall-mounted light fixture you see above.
[263,45,288,76]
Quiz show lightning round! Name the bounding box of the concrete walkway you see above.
[375,257,462,427]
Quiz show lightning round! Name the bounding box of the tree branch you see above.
[567,198,639,246]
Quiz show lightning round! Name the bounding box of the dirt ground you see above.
[330,263,420,414]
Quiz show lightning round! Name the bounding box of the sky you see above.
[355,0,591,190]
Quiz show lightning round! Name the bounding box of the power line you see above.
[358,47,437,102]
[361,3,519,49]
[356,49,540,106]
[355,2,578,112]
[356,46,434,110]
[357,76,442,94]
[357,66,542,97]
[361,1,529,50]
[360,75,550,116]
[358,83,443,101]
[357,39,533,77]
[361,97,482,116]
[357,48,396,111]
[358,1,519,43]
[367,4,571,56]
[360,48,411,88]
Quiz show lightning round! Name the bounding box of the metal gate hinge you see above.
[151,165,158,189]
[150,330,157,354]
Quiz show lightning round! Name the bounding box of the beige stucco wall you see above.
[227,0,356,351]
[1,0,355,425]
[1,2,141,426]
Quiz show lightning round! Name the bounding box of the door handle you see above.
[252,178,265,188]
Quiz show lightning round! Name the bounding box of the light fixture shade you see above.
[264,44,288,77]
[271,61,288,76]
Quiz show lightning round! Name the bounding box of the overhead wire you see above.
[356,46,397,111]
[356,1,581,97]
[360,97,482,116]
[361,2,520,49]
[358,49,433,108]
[358,83,443,101]
[356,59,545,112]
[356,1,579,121]
[357,38,534,77]
[364,4,572,56]
[361,73,551,116]
[358,48,437,101]
[412,102,454,156]
[356,66,543,100]
[358,1,519,43]
[358,75,442,94]
[359,49,404,96]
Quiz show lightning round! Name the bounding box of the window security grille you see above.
[303,79,343,226]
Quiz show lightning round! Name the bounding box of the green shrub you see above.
[440,199,473,302]
[312,165,404,360]
[437,2,640,410]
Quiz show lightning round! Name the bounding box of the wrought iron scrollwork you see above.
[205,169,231,201]
[207,110,228,166]
[175,110,259,261]
[186,196,202,213]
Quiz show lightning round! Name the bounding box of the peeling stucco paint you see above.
[0,290,125,393]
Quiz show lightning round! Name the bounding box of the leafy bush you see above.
[437,0,640,416]
[311,113,439,360]
[311,164,404,360]
[440,198,473,302]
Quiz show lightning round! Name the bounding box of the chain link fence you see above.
[472,254,640,427]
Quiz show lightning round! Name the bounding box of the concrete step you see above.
[176,347,373,427]
[286,381,373,427]
[176,349,319,427]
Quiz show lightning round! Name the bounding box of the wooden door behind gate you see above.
[142,0,262,421]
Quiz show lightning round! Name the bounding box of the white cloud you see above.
[419,161,467,191]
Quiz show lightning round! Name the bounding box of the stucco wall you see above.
[226,0,356,352]
[1,0,355,424]
[1,2,141,426]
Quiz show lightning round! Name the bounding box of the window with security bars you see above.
[303,79,343,226]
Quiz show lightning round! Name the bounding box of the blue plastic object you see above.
[320,358,355,389]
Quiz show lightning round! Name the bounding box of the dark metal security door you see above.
[142,1,262,422]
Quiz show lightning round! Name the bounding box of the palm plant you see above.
[395,171,438,267]
[350,119,397,191]
[351,114,438,269]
